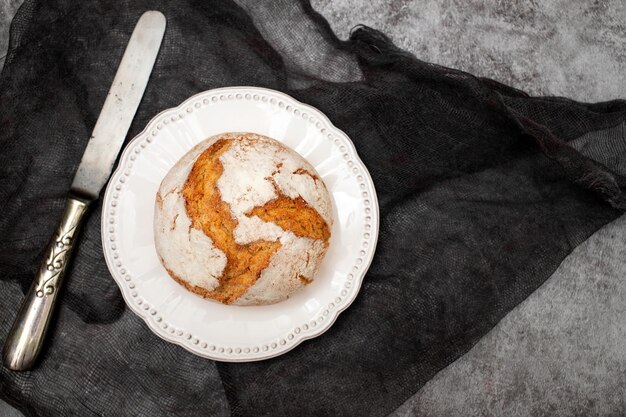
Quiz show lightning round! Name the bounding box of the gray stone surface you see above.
[390,216,626,417]
[0,400,24,417]
[1,1,626,416]
[0,0,20,71]
[309,2,626,415]
[313,0,626,102]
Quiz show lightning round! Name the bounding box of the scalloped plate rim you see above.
[101,86,379,362]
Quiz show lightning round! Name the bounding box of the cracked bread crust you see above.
[154,132,332,306]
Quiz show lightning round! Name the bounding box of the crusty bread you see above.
[154,132,332,306]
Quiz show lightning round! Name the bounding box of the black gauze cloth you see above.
[2,1,626,416]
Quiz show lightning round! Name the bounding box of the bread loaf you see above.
[154,132,332,306]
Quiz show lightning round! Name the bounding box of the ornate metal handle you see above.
[3,196,89,371]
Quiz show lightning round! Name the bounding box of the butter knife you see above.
[2,11,166,371]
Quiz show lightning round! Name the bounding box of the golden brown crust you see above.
[182,139,281,304]
[247,196,330,242]
[155,191,164,210]
[163,261,217,300]
[298,275,312,285]
[293,168,320,182]
[178,135,331,304]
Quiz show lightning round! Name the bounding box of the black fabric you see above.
[2,1,626,416]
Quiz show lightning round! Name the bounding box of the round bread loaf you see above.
[154,132,332,306]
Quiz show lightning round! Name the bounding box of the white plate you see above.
[101,87,379,362]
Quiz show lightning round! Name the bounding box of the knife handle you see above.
[3,196,89,371]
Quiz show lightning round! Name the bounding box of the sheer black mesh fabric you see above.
[2,1,626,416]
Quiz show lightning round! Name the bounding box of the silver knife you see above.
[2,11,166,371]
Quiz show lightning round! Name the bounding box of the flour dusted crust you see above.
[154,132,332,306]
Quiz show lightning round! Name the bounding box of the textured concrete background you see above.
[0,0,20,70]
[311,2,626,415]
[391,216,626,416]
[2,1,626,416]
[314,0,626,102]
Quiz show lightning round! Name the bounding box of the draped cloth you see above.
[1,0,625,415]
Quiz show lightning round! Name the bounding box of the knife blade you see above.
[2,11,166,371]
[73,11,166,199]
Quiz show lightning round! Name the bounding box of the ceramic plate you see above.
[101,86,379,361]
